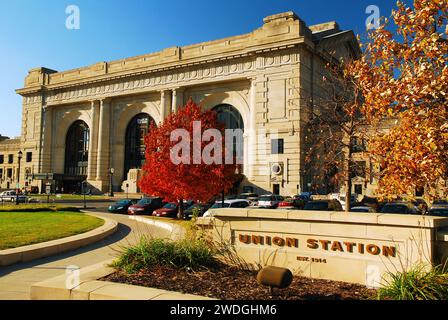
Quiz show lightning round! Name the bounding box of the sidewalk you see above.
[0,212,175,300]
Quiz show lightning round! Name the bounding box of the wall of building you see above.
[13,12,360,196]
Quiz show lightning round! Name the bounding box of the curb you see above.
[129,215,186,240]
[31,259,215,300]
[0,213,118,267]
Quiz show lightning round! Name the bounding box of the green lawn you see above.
[29,194,110,200]
[0,211,105,250]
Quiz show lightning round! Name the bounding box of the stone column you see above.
[41,105,53,174]
[87,100,99,181]
[247,78,257,180]
[96,99,111,186]
[160,90,171,120]
[171,88,184,113]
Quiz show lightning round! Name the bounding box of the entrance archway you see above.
[64,120,89,176]
[124,113,155,180]
[212,104,245,163]
[64,120,89,193]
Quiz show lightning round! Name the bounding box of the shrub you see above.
[112,237,217,274]
[378,264,448,300]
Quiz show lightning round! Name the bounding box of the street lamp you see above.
[82,181,87,209]
[16,151,23,205]
[109,168,115,197]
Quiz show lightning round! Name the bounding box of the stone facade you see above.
[197,209,448,287]
[5,12,361,196]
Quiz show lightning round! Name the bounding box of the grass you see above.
[378,264,448,300]
[0,204,80,212]
[0,211,104,250]
[28,194,110,200]
[112,237,217,274]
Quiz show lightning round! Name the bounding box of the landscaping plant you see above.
[378,264,448,300]
[112,237,217,274]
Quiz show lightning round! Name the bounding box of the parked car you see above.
[330,193,358,211]
[127,197,164,215]
[432,199,448,206]
[427,206,448,217]
[0,190,17,202]
[380,202,419,215]
[183,203,213,220]
[294,192,312,202]
[412,199,428,214]
[359,196,384,212]
[351,206,377,213]
[203,199,250,217]
[108,199,138,214]
[238,193,259,205]
[257,195,284,209]
[277,198,305,210]
[303,200,343,211]
[152,202,179,218]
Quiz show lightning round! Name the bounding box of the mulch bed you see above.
[102,264,377,300]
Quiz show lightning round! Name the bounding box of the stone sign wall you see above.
[196,209,448,288]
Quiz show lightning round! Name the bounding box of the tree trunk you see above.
[345,145,352,213]
[177,198,184,220]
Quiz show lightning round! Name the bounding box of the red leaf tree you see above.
[138,99,240,218]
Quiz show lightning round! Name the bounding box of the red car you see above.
[277,198,305,210]
[127,197,163,215]
[152,202,179,218]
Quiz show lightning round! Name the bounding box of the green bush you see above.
[112,237,217,274]
[378,264,448,300]
[0,204,80,213]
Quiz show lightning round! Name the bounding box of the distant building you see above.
[5,12,363,195]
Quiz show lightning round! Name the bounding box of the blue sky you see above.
[0,0,398,137]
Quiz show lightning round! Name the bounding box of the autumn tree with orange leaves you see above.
[138,99,240,219]
[304,61,368,212]
[349,0,448,200]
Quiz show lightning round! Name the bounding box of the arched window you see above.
[65,120,89,176]
[212,104,245,165]
[124,113,154,177]
[212,104,244,132]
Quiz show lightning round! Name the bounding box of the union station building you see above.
[0,12,370,196]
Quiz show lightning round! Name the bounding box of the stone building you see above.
[3,12,362,196]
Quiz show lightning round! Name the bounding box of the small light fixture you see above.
[257,266,293,295]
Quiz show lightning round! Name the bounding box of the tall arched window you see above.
[212,104,244,132]
[212,104,245,165]
[65,120,89,176]
[124,113,154,178]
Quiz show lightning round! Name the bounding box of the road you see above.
[0,203,177,300]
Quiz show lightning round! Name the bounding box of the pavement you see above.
[0,204,177,300]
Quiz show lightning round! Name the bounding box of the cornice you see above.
[16,41,303,97]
